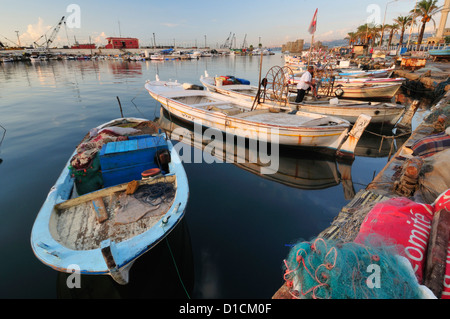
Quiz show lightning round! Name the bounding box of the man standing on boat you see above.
[295,66,315,103]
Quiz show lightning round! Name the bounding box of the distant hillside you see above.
[303,32,435,48]
[304,39,348,48]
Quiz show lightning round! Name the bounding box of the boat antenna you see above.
[116,96,124,117]
[251,51,264,110]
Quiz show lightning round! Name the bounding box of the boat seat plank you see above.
[54,175,176,211]
[191,101,233,108]
[231,109,269,118]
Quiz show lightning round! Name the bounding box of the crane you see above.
[221,32,232,49]
[33,16,65,50]
[0,33,20,47]
[241,34,247,50]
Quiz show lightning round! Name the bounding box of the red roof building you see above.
[105,37,139,49]
[71,43,96,49]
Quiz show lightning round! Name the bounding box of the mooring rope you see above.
[165,237,191,299]
[0,124,5,147]
[359,129,413,161]
[133,182,175,206]
[130,87,151,118]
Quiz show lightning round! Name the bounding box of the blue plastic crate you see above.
[99,135,168,187]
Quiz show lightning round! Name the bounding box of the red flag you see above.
[308,8,318,35]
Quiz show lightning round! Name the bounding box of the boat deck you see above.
[238,112,340,127]
[50,176,176,250]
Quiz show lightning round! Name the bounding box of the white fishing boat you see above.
[200,73,404,126]
[316,82,402,100]
[31,117,189,285]
[288,74,404,87]
[188,51,202,58]
[145,76,371,158]
[332,77,405,86]
[337,65,395,78]
[200,51,213,57]
[150,54,165,61]
[284,55,304,65]
[157,108,355,199]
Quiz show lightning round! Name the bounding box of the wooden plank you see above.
[54,175,175,211]
[423,208,450,298]
[90,197,108,223]
[396,100,420,131]
[336,114,371,158]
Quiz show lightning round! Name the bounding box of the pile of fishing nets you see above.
[283,237,435,299]
[214,75,250,86]
[70,126,138,170]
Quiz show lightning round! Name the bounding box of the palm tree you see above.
[345,32,357,45]
[394,15,414,46]
[356,24,371,45]
[356,23,381,46]
[410,0,442,49]
[386,24,399,47]
[369,24,382,47]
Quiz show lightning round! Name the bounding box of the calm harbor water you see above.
[0,54,427,298]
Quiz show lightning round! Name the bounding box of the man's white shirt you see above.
[297,71,312,90]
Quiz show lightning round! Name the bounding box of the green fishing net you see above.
[283,237,424,299]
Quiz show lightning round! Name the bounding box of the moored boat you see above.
[150,54,165,61]
[428,47,450,60]
[316,82,402,100]
[31,117,189,285]
[157,108,355,198]
[322,77,405,86]
[200,73,404,126]
[336,65,395,78]
[146,76,371,158]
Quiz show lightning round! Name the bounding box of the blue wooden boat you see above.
[428,48,450,59]
[337,65,395,78]
[31,117,189,285]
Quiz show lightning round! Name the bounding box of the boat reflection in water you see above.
[355,130,410,159]
[56,219,194,298]
[157,108,356,200]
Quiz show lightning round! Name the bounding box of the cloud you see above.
[316,27,353,41]
[161,22,179,28]
[19,17,52,46]
[92,31,107,45]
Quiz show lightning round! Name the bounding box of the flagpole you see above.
[308,34,314,66]
[307,8,318,66]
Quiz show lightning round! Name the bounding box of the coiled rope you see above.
[133,182,175,206]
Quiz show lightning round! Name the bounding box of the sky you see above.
[0,0,448,48]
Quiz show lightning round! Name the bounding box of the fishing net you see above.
[133,182,176,207]
[283,237,428,299]
[114,182,176,225]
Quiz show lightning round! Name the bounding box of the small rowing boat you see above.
[31,117,189,285]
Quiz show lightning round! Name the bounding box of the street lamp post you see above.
[381,0,398,48]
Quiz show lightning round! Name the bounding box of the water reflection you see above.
[156,108,356,200]
[355,130,410,158]
[56,219,194,299]
[109,61,143,78]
